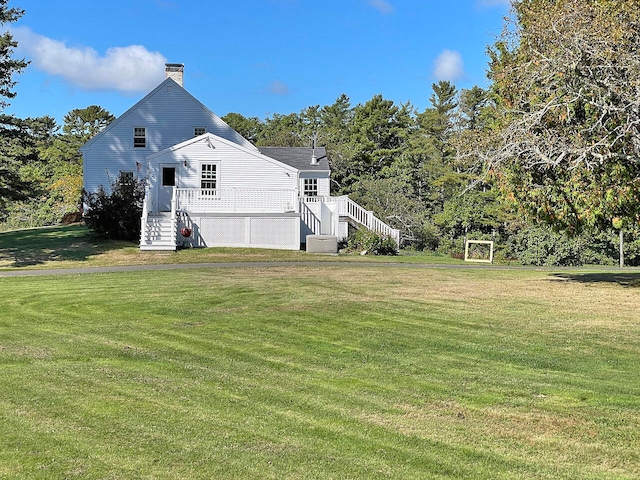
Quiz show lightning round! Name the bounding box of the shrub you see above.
[83,175,145,241]
[346,228,398,255]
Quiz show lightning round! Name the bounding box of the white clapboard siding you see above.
[81,78,256,194]
[148,133,298,193]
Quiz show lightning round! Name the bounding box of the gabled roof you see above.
[80,77,256,152]
[148,132,299,173]
[257,147,330,172]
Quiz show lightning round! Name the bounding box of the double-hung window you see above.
[133,127,146,148]
[201,163,217,195]
[303,178,318,197]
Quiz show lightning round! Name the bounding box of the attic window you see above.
[133,127,146,148]
[194,127,206,137]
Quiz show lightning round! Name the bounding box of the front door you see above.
[158,165,177,212]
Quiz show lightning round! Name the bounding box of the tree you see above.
[483,0,640,232]
[0,1,28,219]
[221,112,263,144]
[62,105,115,143]
[256,112,307,147]
[340,95,413,190]
[0,0,27,110]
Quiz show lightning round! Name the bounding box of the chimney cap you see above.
[165,63,184,70]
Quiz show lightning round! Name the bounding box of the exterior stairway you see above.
[337,196,400,245]
[301,195,401,246]
[140,214,176,251]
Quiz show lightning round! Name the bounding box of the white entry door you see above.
[158,165,177,212]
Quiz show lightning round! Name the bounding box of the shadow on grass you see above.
[551,272,640,287]
[0,224,134,268]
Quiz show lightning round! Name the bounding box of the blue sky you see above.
[7,0,510,126]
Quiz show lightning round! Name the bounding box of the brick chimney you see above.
[165,63,184,87]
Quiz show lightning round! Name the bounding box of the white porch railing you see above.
[141,185,150,231]
[302,195,401,246]
[175,188,298,213]
[300,201,321,235]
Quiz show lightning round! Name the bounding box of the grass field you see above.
[1,226,639,478]
[0,224,462,270]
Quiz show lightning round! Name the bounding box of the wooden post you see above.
[619,229,624,268]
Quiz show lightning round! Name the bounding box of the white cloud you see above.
[267,80,291,95]
[368,0,394,15]
[12,27,166,93]
[433,50,465,82]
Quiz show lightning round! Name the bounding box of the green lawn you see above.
[1,261,639,478]
[0,224,463,270]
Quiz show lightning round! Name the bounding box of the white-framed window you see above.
[201,163,217,194]
[118,171,134,185]
[303,178,318,197]
[133,127,146,148]
[194,127,206,137]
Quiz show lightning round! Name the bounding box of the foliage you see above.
[502,223,640,267]
[484,0,640,231]
[346,227,398,255]
[221,112,263,144]
[83,174,145,241]
[0,114,39,219]
[0,0,27,110]
[0,105,114,229]
[62,105,115,143]
[505,225,587,267]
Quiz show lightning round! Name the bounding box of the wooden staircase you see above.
[300,195,401,246]
[140,214,176,251]
[337,196,400,245]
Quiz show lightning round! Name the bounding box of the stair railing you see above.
[140,185,150,247]
[338,196,401,246]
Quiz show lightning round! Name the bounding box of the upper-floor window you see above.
[194,127,206,137]
[303,178,318,197]
[134,127,146,148]
[201,163,217,194]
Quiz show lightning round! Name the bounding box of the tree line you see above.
[1,0,639,265]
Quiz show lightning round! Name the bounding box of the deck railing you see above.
[175,188,298,213]
[300,201,322,235]
[302,195,401,245]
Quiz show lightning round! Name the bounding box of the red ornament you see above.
[180,227,192,238]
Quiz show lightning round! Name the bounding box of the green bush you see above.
[83,175,145,242]
[346,228,398,255]
[506,226,584,266]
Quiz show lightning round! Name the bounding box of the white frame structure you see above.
[464,240,494,263]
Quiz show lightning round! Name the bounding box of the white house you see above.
[81,64,399,251]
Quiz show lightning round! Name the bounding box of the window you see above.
[201,163,217,193]
[118,171,134,185]
[194,127,206,137]
[303,178,318,197]
[134,127,146,148]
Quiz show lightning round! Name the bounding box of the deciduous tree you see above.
[483,0,640,231]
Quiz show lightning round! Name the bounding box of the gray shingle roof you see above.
[258,147,330,172]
